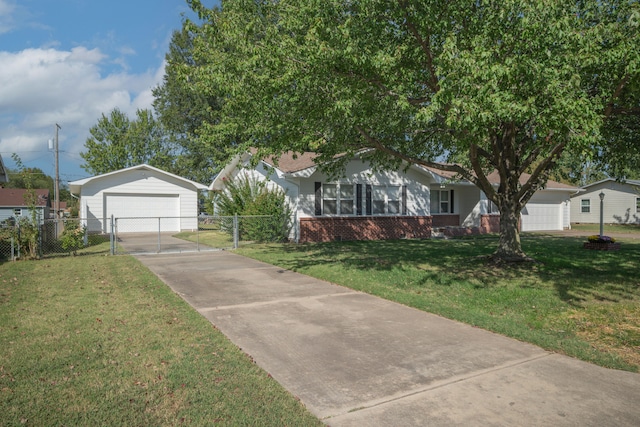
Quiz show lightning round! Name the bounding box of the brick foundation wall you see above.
[299,216,432,243]
[432,214,460,227]
[480,215,500,233]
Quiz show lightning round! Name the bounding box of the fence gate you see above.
[1,215,287,258]
[112,216,235,255]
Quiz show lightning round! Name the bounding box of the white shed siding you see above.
[571,181,640,224]
[79,168,200,233]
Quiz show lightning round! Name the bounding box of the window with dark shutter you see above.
[314,182,322,215]
[402,185,407,215]
[356,184,362,215]
[366,184,372,215]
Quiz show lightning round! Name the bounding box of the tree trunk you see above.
[492,201,531,263]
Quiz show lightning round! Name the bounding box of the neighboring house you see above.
[571,178,640,224]
[0,188,51,223]
[210,151,579,243]
[69,164,208,233]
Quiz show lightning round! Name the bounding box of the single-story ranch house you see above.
[571,178,640,225]
[70,164,207,233]
[210,151,580,243]
[0,188,51,224]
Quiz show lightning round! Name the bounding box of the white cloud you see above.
[0,0,16,34]
[0,46,164,179]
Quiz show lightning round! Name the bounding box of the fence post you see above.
[233,214,239,249]
[110,215,115,255]
[38,221,43,259]
[11,236,15,261]
[196,216,200,252]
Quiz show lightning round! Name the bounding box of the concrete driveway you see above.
[136,251,640,426]
[116,232,222,254]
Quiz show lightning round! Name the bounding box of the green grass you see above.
[237,234,640,372]
[173,229,234,248]
[0,243,323,426]
[571,222,640,234]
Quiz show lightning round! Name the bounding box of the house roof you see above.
[485,171,579,190]
[69,164,208,195]
[424,167,578,191]
[580,178,640,190]
[212,150,579,193]
[0,188,50,207]
[261,151,320,173]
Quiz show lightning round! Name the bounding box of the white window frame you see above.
[431,190,452,214]
[372,185,401,215]
[581,199,590,213]
[488,199,499,215]
[636,198,640,214]
[322,183,355,215]
[13,208,22,217]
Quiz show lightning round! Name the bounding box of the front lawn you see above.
[237,234,640,372]
[0,244,322,426]
[571,222,640,234]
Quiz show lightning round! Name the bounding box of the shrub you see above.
[59,221,87,255]
[215,175,292,242]
[243,189,292,242]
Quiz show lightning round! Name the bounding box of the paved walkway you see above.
[136,251,640,426]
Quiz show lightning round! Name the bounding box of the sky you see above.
[0,0,218,186]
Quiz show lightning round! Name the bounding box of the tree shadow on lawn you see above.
[253,235,640,306]
[525,235,640,306]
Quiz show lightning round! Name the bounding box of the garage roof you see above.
[69,164,208,195]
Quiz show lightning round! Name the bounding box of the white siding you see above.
[80,168,200,233]
[571,182,640,224]
[456,186,482,227]
[297,159,432,217]
[226,158,434,242]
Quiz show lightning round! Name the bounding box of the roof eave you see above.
[70,164,208,194]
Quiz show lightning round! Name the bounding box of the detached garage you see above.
[69,164,207,233]
[520,191,572,232]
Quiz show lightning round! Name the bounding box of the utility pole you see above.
[54,123,61,219]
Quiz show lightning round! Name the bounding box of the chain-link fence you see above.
[0,214,290,259]
[0,217,110,261]
[113,215,292,255]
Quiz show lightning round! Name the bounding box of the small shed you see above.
[69,164,207,233]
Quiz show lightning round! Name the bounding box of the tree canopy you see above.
[80,108,176,176]
[5,162,74,205]
[152,27,223,183]
[185,0,640,261]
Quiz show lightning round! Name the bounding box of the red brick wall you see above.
[299,216,432,243]
[480,214,500,233]
[432,214,460,227]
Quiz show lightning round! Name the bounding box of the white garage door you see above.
[106,194,180,232]
[520,202,562,231]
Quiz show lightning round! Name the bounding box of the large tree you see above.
[152,26,231,183]
[81,108,176,175]
[186,0,639,262]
